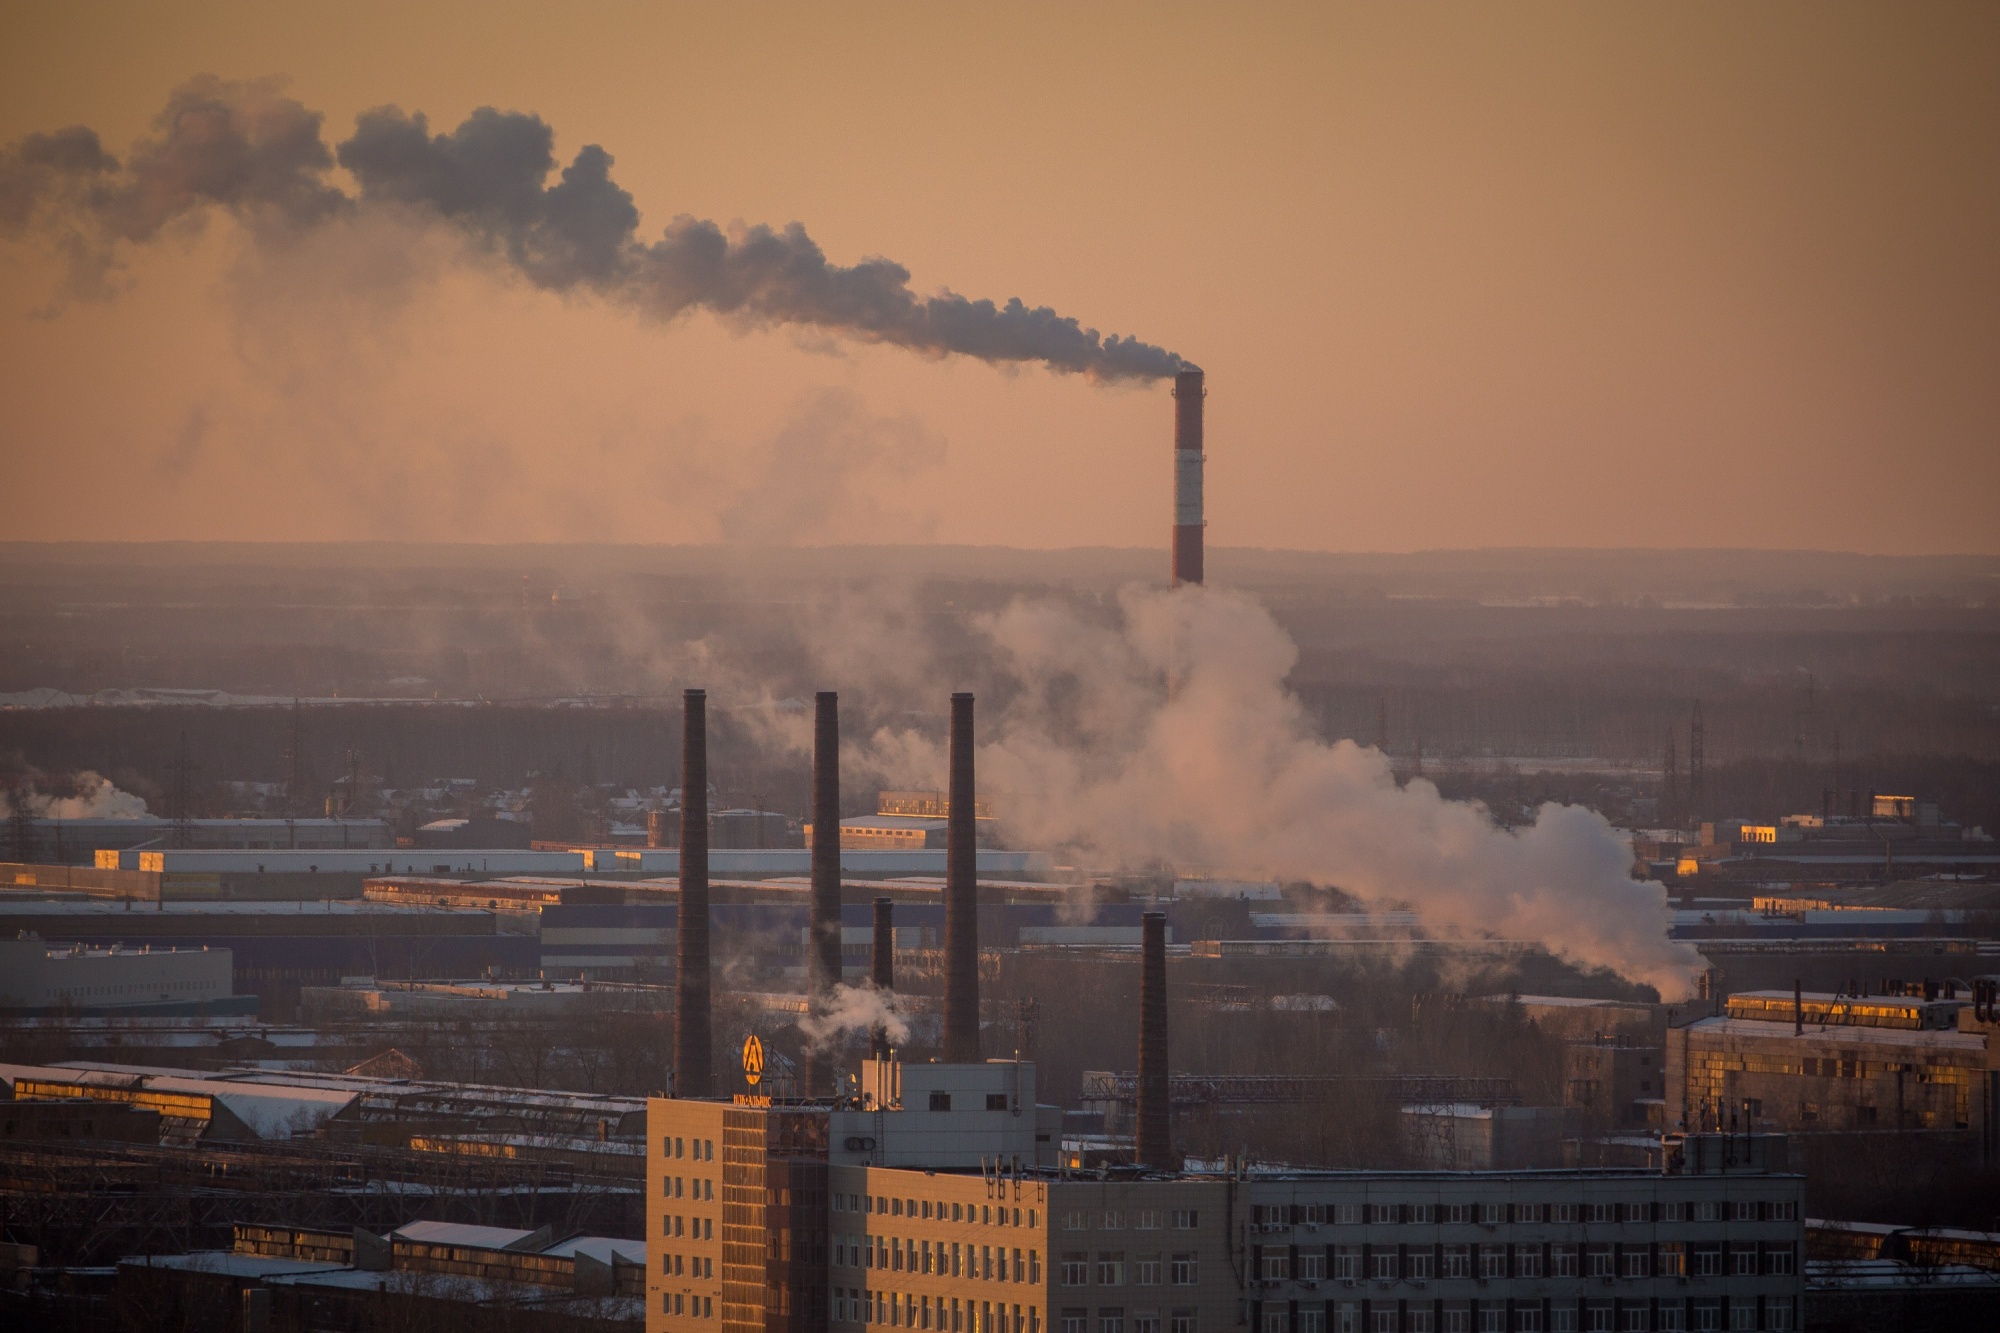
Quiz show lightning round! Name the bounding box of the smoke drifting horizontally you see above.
[0,76,1185,381]
[834,586,1703,1000]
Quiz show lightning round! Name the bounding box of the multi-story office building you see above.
[647,1062,1804,1333]
[650,1058,1061,1333]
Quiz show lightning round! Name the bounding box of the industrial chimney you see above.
[1136,910,1173,1171]
[807,691,844,1096]
[943,692,981,1063]
[871,896,895,1059]
[1172,367,1205,587]
[674,688,712,1098]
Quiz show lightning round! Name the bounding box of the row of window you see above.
[663,1135,716,1160]
[659,1253,713,1278]
[1246,1204,1796,1228]
[1060,1310,1197,1333]
[1249,1244,1795,1284]
[1060,1254,1200,1287]
[843,1288,1043,1332]
[1061,1211,1202,1232]
[837,1233,1042,1283]
[840,1194,1037,1228]
[1253,1297,1794,1332]
[663,1213,713,1239]
[661,1293,714,1318]
[53,980,212,996]
[665,1175,715,1200]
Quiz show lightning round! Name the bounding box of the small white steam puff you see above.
[798,982,911,1053]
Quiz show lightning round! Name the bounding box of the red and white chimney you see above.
[1172,368,1205,586]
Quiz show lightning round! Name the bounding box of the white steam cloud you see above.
[0,772,154,820]
[843,586,1702,1000]
[797,982,911,1053]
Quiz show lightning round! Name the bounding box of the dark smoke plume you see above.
[2,77,1184,381]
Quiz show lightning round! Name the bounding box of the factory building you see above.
[3,843,599,904]
[645,1070,1804,1333]
[0,935,244,1015]
[0,899,539,1009]
[298,975,672,1021]
[644,911,1800,1333]
[1563,1041,1667,1130]
[1664,988,2000,1151]
[815,815,950,851]
[808,791,1001,852]
[1397,1104,1568,1170]
[19,816,394,865]
[115,1221,645,1329]
[1670,809,1999,887]
[603,848,1051,878]
[538,900,1168,979]
[2,1059,648,1159]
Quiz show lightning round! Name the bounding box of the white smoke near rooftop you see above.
[841,586,1702,1000]
[0,772,154,820]
[797,982,911,1054]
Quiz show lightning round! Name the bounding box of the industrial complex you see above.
[1,378,1996,1333]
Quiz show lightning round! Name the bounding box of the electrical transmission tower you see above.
[8,788,34,864]
[284,698,306,816]
[1687,700,1705,826]
[1662,732,1678,827]
[167,732,198,850]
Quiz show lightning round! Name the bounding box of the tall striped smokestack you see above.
[1172,367,1205,587]
[943,692,981,1063]
[674,688,712,1097]
[1136,910,1173,1170]
[807,691,843,1095]
[871,896,895,1058]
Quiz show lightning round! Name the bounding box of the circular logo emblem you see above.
[742,1033,765,1086]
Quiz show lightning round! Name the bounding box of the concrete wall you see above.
[0,939,232,1011]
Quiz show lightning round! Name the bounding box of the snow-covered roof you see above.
[16,1062,359,1136]
[544,1236,646,1265]
[393,1220,541,1250]
[118,1253,349,1278]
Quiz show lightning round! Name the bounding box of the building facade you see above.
[0,938,236,1014]
[1664,990,2000,1149]
[646,1063,1804,1333]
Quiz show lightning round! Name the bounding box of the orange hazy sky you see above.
[1,2,1995,553]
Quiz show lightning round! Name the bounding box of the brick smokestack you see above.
[1136,910,1173,1170]
[872,896,895,1059]
[674,688,712,1097]
[1172,367,1205,587]
[807,691,843,1095]
[943,692,981,1063]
